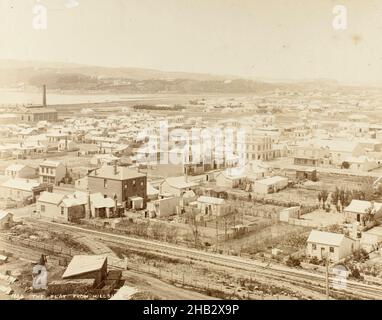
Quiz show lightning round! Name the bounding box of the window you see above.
[312,244,317,250]
[104,179,108,188]
[41,205,45,212]
[141,181,144,186]
[132,180,136,185]
[329,247,334,253]
[61,207,64,215]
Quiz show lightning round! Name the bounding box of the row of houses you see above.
[294,138,382,172]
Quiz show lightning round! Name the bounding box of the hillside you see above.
[0,60,339,94]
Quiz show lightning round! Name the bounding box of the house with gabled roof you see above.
[1,178,44,203]
[344,200,382,225]
[306,230,356,262]
[37,191,86,222]
[159,176,199,197]
[196,196,230,217]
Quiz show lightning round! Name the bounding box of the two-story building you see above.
[39,160,66,185]
[4,164,37,179]
[293,141,330,166]
[88,165,147,209]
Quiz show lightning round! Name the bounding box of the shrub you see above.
[286,256,301,267]
[353,249,369,262]
[350,267,363,280]
[309,256,320,265]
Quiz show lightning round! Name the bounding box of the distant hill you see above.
[0,60,340,93]
[0,60,235,81]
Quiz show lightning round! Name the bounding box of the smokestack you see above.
[86,188,92,219]
[43,85,47,107]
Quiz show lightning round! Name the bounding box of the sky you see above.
[1,0,382,85]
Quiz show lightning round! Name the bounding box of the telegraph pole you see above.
[325,254,330,300]
[216,218,219,252]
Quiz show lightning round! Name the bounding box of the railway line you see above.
[17,220,382,299]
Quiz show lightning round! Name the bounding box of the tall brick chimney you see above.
[42,85,47,107]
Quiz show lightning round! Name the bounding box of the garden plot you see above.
[218,221,310,257]
[262,188,319,207]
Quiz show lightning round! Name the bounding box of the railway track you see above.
[19,220,382,299]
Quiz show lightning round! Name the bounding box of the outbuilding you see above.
[253,176,288,195]
[0,211,13,229]
[62,255,108,286]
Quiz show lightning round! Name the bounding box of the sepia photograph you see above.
[1,0,382,309]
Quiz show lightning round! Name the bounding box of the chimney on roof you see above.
[42,85,47,107]
[114,162,118,175]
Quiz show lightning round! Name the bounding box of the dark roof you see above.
[89,165,145,180]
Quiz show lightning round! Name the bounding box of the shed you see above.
[296,168,317,181]
[62,255,108,286]
[253,176,288,195]
[0,211,13,229]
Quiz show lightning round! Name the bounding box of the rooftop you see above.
[5,164,28,172]
[164,176,199,189]
[307,230,347,247]
[256,176,288,185]
[89,165,145,180]
[40,160,63,167]
[197,196,225,205]
[344,200,382,214]
[2,178,40,191]
[38,191,66,205]
[0,210,12,220]
[62,255,107,279]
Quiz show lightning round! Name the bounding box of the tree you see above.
[344,189,353,207]
[331,188,342,212]
[320,190,329,209]
[318,192,322,205]
[341,161,350,169]
[364,204,376,226]
[186,212,200,248]
[360,177,377,201]
[165,225,178,243]
[150,223,163,240]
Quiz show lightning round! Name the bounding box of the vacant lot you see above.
[262,187,318,206]
[219,221,310,256]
